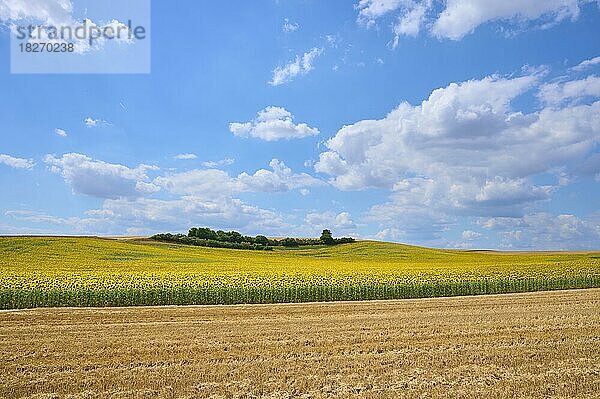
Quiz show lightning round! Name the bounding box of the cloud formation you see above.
[571,56,600,72]
[538,75,600,106]
[54,128,67,137]
[282,18,299,32]
[236,159,323,192]
[480,212,600,250]
[44,153,160,199]
[462,230,482,240]
[202,158,235,168]
[84,117,109,128]
[5,198,289,237]
[357,0,586,44]
[316,71,600,241]
[0,0,72,25]
[0,0,135,54]
[88,196,288,236]
[230,106,319,141]
[29,153,321,235]
[305,211,357,236]
[270,47,323,86]
[174,153,197,160]
[0,154,35,170]
[155,159,322,197]
[431,0,580,40]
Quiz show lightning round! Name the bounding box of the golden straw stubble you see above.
[1,289,599,398]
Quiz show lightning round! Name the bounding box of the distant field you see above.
[1,289,599,398]
[0,236,599,309]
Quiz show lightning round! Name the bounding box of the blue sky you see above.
[0,0,599,250]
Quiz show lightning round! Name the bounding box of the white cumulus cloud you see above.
[356,0,586,43]
[393,1,431,43]
[356,0,409,25]
[0,0,73,25]
[236,159,323,193]
[571,56,600,72]
[316,71,600,240]
[5,197,291,237]
[230,106,319,141]
[155,159,323,197]
[431,0,580,40]
[305,211,357,236]
[44,153,160,199]
[481,212,600,250]
[0,1,135,54]
[538,75,600,106]
[0,154,35,170]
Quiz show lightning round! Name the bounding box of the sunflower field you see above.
[1,237,599,309]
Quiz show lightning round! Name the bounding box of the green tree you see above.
[227,231,243,243]
[320,229,334,245]
[281,237,299,247]
[254,235,269,246]
[189,227,218,240]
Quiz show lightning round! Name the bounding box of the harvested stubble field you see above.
[1,289,599,398]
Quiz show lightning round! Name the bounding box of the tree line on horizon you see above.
[150,227,355,251]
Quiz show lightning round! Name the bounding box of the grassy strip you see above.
[2,276,600,309]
